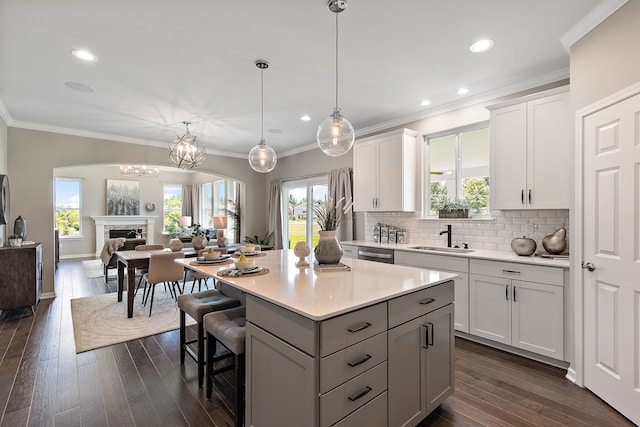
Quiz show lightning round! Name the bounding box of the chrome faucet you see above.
[439,224,452,247]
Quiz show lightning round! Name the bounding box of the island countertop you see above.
[177,249,457,321]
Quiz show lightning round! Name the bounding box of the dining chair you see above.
[140,251,184,316]
[134,244,166,299]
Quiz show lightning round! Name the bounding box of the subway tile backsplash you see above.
[364,210,570,253]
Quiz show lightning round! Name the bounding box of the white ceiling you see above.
[0,0,620,159]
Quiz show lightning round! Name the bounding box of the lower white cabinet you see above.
[341,244,357,259]
[388,286,454,427]
[469,259,564,360]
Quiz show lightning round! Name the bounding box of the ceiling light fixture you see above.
[119,165,160,177]
[248,60,277,173]
[300,115,311,121]
[317,0,355,157]
[420,99,431,106]
[457,87,469,95]
[169,121,206,170]
[70,49,97,62]
[469,39,495,53]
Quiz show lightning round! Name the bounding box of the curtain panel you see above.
[268,180,284,249]
[328,168,354,242]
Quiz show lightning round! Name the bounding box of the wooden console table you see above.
[0,243,42,313]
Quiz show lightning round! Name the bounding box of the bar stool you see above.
[204,306,246,427]
[178,290,241,387]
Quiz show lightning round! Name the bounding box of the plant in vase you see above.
[312,197,353,265]
[434,198,470,219]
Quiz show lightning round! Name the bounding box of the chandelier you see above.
[119,165,159,177]
[317,0,355,157]
[169,121,206,170]
[248,60,277,173]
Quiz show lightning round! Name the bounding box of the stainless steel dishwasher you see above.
[357,246,394,264]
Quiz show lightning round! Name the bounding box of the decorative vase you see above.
[511,236,537,256]
[14,215,27,239]
[168,238,183,252]
[542,226,567,255]
[192,235,207,250]
[314,230,343,264]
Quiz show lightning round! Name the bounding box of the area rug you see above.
[82,259,112,279]
[71,290,195,353]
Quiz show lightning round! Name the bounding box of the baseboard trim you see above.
[40,292,56,300]
[60,253,97,260]
[565,367,578,384]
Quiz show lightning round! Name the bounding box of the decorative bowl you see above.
[203,251,221,260]
[235,259,255,270]
[239,245,255,253]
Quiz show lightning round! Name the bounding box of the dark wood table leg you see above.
[127,265,136,318]
[117,260,125,302]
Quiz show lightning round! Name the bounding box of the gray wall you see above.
[0,116,6,246]
[7,127,268,296]
[570,0,640,111]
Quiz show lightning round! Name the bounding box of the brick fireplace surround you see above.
[91,215,158,256]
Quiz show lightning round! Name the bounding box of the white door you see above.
[583,91,640,425]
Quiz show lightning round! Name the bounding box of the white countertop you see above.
[341,240,570,268]
[177,250,457,321]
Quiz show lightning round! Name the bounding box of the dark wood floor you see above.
[0,260,633,427]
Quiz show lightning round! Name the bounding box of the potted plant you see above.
[312,197,353,264]
[435,198,470,219]
[8,235,22,246]
[244,231,274,248]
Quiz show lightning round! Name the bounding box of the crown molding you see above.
[560,0,628,52]
[0,99,12,126]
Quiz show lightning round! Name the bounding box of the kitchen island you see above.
[178,249,457,427]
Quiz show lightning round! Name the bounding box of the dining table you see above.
[116,247,201,318]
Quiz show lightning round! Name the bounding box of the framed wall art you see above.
[106,179,140,215]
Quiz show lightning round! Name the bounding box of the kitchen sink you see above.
[409,246,474,254]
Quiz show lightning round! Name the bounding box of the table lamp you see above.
[178,216,192,229]
[213,216,228,247]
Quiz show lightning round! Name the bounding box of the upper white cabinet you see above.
[353,128,417,212]
[488,87,571,210]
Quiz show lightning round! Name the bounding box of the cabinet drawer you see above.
[342,244,358,259]
[331,391,387,427]
[395,250,469,272]
[320,361,387,427]
[320,332,387,393]
[469,259,563,286]
[320,302,387,357]
[388,281,454,329]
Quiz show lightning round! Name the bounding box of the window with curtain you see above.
[55,178,82,237]
[425,122,490,216]
[200,179,238,241]
[282,176,328,249]
[163,184,182,234]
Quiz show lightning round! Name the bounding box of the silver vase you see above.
[314,230,343,264]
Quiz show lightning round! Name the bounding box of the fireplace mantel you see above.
[91,215,159,256]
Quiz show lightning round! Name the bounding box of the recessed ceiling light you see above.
[469,39,494,53]
[300,115,311,121]
[70,49,97,62]
[457,87,469,95]
[64,81,95,93]
[420,99,431,107]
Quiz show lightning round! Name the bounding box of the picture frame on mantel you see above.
[106,179,140,215]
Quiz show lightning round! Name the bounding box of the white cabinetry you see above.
[353,128,417,212]
[394,250,469,333]
[469,259,564,360]
[488,87,571,209]
[341,244,358,259]
[388,282,455,427]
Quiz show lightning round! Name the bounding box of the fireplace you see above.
[91,215,158,256]
[109,229,139,239]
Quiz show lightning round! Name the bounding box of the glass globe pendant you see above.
[249,138,277,173]
[248,60,277,173]
[317,0,355,157]
[317,107,354,157]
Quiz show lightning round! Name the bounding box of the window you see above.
[425,123,490,216]
[55,178,82,237]
[282,177,328,249]
[163,184,182,234]
[200,179,235,230]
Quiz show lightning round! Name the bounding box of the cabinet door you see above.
[353,140,378,211]
[424,304,454,415]
[490,103,527,209]
[246,323,317,427]
[453,273,469,333]
[388,316,426,427]
[527,92,571,209]
[469,274,511,344]
[377,135,404,211]
[511,280,564,359]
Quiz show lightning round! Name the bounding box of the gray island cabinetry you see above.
[179,250,457,427]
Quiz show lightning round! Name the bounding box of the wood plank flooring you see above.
[0,259,633,426]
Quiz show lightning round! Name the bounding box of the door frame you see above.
[572,80,640,387]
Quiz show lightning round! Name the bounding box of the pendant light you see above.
[248,60,277,173]
[169,121,206,170]
[317,0,355,157]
